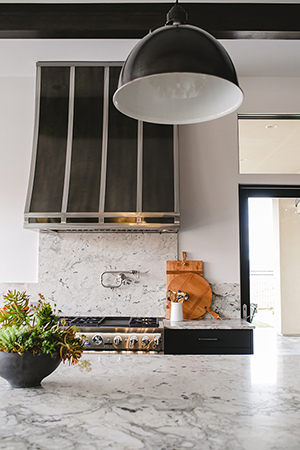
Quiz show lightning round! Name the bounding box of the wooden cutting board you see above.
[166,251,203,286]
[166,252,202,319]
[168,272,217,320]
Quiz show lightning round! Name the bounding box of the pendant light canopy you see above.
[113,2,243,125]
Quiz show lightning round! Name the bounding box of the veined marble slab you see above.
[0,232,241,319]
[164,318,255,329]
[0,332,300,450]
[0,233,177,317]
[210,283,240,319]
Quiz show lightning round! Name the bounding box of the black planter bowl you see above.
[0,352,61,388]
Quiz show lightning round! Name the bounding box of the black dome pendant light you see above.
[113,1,243,125]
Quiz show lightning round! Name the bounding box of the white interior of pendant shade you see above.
[113,72,244,125]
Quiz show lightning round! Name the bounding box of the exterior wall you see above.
[272,199,282,334]
[276,199,300,335]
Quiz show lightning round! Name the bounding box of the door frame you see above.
[239,184,300,321]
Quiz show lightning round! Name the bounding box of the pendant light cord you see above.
[166,1,188,25]
[149,1,187,33]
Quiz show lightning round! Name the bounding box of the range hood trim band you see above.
[24,212,180,218]
[23,223,180,232]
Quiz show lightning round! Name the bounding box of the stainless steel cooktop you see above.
[60,316,164,353]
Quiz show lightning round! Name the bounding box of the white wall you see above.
[178,77,300,283]
[1,38,300,286]
[178,115,240,282]
[0,39,138,282]
[0,77,38,282]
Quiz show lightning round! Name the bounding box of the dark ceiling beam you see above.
[0,3,299,40]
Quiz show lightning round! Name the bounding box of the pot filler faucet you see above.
[100,270,139,288]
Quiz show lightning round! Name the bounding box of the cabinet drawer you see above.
[164,328,253,355]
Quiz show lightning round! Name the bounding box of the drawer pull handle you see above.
[198,338,218,341]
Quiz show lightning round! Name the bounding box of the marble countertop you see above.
[164,318,255,329]
[1,334,299,450]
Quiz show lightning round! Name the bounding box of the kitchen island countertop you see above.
[1,330,300,450]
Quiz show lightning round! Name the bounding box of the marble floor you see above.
[0,328,300,450]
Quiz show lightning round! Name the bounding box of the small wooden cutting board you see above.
[166,251,203,290]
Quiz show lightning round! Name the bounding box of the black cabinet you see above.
[164,328,253,355]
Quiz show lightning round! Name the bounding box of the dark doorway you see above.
[239,184,300,322]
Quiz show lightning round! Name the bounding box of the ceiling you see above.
[0,1,298,3]
[239,117,300,174]
[0,2,300,78]
[0,2,299,39]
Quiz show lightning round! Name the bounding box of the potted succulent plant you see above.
[0,290,86,388]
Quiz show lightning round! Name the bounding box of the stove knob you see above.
[129,335,138,347]
[113,335,122,346]
[154,336,162,346]
[82,337,91,347]
[92,335,103,345]
[141,336,150,346]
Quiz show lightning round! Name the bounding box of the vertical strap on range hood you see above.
[61,66,75,222]
[136,120,143,214]
[24,65,42,216]
[173,124,180,215]
[98,66,110,220]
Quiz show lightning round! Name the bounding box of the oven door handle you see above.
[198,337,218,341]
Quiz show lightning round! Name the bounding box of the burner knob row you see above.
[90,334,162,349]
[129,335,160,347]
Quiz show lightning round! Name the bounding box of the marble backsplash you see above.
[0,232,240,319]
[210,283,240,319]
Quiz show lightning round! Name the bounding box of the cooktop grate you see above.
[59,316,160,328]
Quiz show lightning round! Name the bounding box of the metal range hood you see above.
[24,62,179,232]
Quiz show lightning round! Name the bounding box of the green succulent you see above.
[0,290,86,366]
[0,290,32,327]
